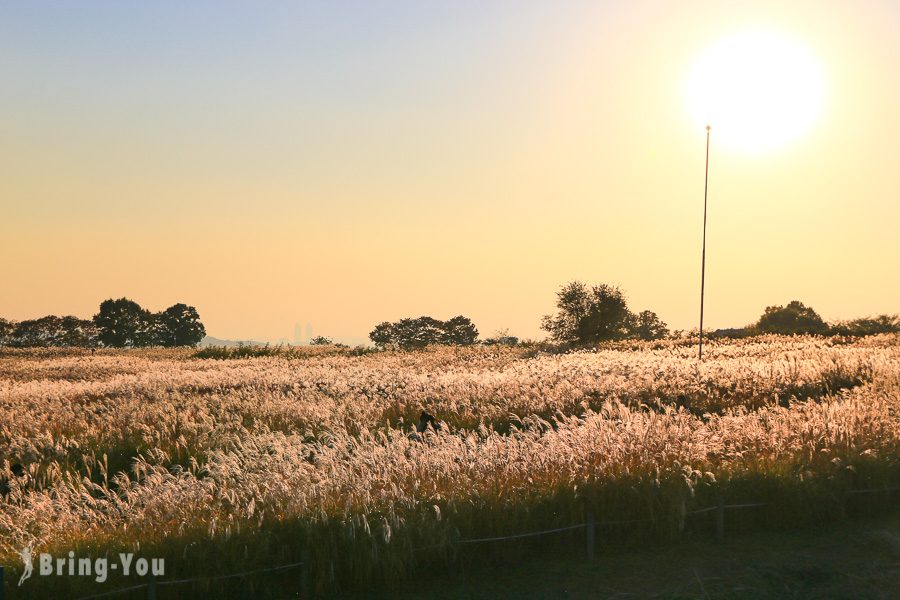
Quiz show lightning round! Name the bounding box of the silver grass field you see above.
[1,335,898,595]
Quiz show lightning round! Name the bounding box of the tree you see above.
[540,281,592,343]
[541,282,635,344]
[394,317,445,349]
[829,314,900,337]
[0,318,15,346]
[9,316,64,347]
[309,336,333,345]
[59,316,99,347]
[385,319,419,349]
[93,298,154,348]
[4,301,203,348]
[369,322,397,349]
[754,300,828,335]
[631,310,669,341]
[441,316,479,345]
[155,304,206,347]
[368,315,481,349]
[3,315,97,347]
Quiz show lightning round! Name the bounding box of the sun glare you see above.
[686,30,825,154]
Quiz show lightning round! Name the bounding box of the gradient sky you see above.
[2,0,899,342]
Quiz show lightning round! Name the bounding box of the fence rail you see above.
[457,522,589,544]
[3,485,897,600]
[67,560,307,600]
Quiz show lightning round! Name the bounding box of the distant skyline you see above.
[3,0,899,342]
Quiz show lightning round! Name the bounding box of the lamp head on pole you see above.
[706,124,711,132]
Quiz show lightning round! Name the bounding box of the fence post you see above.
[301,547,312,599]
[715,494,725,543]
[146,573,157,600]
[585,511,596,562]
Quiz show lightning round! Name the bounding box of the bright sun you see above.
[686,30,825,154]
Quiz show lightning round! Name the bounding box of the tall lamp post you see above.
[699,125,711,361]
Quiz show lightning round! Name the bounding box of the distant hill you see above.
[200,335,373,348]
[199,336,270,347]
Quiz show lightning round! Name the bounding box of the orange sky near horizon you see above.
[2,0,899,343]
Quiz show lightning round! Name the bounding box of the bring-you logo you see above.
[18,546,164,585]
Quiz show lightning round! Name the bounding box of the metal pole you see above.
[146,574,157,600]
[715,492,725,543]
[699,125,711,361]
[301,546,312,599]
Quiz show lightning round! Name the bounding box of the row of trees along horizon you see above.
[367,282,899,350]
[1,283,897,350]
[0,299,205,348]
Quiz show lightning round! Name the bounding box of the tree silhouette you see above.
[59,316,99,347]
[2,315,97,347]
[632,310,669,341]
[755,300,828,335]
[93,298,154,348]
[829,314,900,337]
[395,317,444,349]
[542,282,668,344]
[542,282,634,344]
[440,316,479,345]
[369,316,480,349]
[369,322,396,348]
[0,318,13,346]
[154,303,206,347]
[9,316,64,347]
[2,301,203,348]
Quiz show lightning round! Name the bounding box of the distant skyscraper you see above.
[305,322,313,343]
[294,323,302,346]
